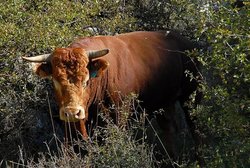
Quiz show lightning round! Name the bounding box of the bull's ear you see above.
[88,59,109,78]
[32,63,52,78]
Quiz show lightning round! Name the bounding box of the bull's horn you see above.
[22,54,51,62]
[87,49,109,59]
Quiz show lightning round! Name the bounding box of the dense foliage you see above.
[193,1,250,167]
[0,0,249,167]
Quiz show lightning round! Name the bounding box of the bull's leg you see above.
[155,101,197,162]
[78,120,88,140]
[63,121,88,147]
[140,103,179,166]
[179,89,205,166]
[181,103,205,166]
[156,103,178,160]
[62,121,89,157]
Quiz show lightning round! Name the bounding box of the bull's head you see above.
[23,48,109,123]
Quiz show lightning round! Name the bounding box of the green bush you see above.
[1,0,249,167]
[185,1,250,167]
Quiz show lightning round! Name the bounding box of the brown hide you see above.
[70,31,186,108]
[24,31,201,159]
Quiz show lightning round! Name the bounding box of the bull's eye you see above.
[69,78,74,84]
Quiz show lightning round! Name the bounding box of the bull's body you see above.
[71,31,197,110]
[23,31,201,159]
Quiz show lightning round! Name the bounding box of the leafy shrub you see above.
[172,0,250,167]
[1,0,249,167]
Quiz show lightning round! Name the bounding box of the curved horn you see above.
[87,49,109,59]
[22,54,51,63]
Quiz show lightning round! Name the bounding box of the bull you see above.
[23,31,201,159]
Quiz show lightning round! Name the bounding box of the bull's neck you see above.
[87,72,109,107]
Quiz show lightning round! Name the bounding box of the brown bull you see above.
[23,31,201,158]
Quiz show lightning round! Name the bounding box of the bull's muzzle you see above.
[60,106,85,122]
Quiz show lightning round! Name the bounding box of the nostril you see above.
[77,110,81,116]
[65,112,69,117]
[74,110,81,118]
[75,109,85,119]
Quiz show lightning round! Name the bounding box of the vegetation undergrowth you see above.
[0,0,249,167]
[8,96,166,168]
